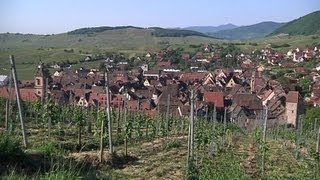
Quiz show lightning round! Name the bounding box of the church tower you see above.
[34,62,46,101]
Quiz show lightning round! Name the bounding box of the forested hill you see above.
[67,26,212,38]
[210,22,285,40]
[269,11,320,36]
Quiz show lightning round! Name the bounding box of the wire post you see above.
[9,55,28,148]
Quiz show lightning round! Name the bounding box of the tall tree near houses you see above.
[9,55,28,148]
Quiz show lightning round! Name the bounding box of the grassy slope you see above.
[270,11,320,36]
[237,34,320,52]
[0,28,221,79]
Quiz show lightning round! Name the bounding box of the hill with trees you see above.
[150,27,211,38]
[210,22,285,40]
[183,24,238,34]
[67,26,143,35]
[269,11,320,36]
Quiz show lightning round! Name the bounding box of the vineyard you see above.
[0,97,320,179]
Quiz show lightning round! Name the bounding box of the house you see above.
[225,53,233,58]
[230,93,264,130]
[292,53,304,63]
[52,64,61,69]
[0,75,9,86]
[316,64,320,71]
[145,53,152,58]
[285,91,301,127]
[180,72,213,85]
[157,61,172,69]
[143,70,160,80]
[141,64,149,72]
[182,53,190,61]
[203,91,224,108]
[84,56,92,61]
[226,77,240,88]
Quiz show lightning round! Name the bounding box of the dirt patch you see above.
[68,150,138,168]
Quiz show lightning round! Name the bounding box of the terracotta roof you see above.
[233,94,263,110]
[180,72,208,82]
[286,91,299,103]
[203,91,224,108]
[262,89,273,101]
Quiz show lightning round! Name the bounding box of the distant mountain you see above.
[68,26,211,38]
[211,22,285,40]
[270,11,320,36]
[183,24,238,34]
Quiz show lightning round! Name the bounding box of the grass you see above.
[2,120,320,179]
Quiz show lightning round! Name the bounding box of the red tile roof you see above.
[203,91,224,108]
[286,91,299,103]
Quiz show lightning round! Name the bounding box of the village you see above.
[0,44,320,129]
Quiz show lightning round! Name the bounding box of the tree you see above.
[298,76,311,96]
[277,77,291,91]
[303,107,320,131]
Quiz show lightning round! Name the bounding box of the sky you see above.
[0,0,319,34]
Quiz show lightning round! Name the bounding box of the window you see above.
[36,78,41,86]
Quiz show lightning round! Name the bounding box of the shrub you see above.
[0,133,26,163]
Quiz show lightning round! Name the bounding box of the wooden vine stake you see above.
[9,55,28,148]
[187,90,195,167]
[262,106,268,177]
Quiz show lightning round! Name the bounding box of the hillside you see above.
[211,22,285,40]
[0,27,219,63]
[270,11,320,36]
[0,27,220,79]
[183,24,238,34]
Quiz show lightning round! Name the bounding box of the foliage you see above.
[270,43,290,48]
[67,26,143,35]
[277,76,291,90]
[163,47,184,64]
[197,152,248,179]
[40,164,81,180]
[303,107,320,130]
[163,140,182,150]
[0,133,26,163]
[297,76,311,96]
[151,27,210,38]
[38,141,67,156]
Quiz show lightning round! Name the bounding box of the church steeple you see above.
[35,63,44,77]
[34,62,47,101]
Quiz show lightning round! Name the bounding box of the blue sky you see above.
[0,0,319,34]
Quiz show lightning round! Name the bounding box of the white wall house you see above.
[0,75,9,86]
